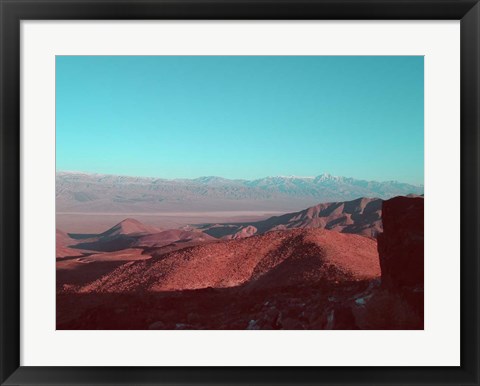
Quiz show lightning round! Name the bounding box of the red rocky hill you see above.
[80,228,380,293]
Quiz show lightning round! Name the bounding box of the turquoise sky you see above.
[56,56,424,185]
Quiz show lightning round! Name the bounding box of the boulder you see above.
[377,196,424,290]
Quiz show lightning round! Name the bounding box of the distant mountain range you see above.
[56,171,423,213]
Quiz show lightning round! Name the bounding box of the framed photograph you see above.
[1,0,479,385]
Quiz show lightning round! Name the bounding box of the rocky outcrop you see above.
[351,196,424,329]
[229,225,258,239]
[377,196,424,290]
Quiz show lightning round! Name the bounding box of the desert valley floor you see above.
[56,195,424,330]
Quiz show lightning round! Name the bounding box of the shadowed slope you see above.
[99,218,162,237]
[57,249,153,290]
[56,229,90,258]
[199,197,383,239]
[69,218,163,252]
[72,219,214,253]
[134,229,216,248]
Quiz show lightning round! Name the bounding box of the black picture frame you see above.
[1,0,479,385]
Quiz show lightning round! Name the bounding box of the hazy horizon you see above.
[56,169,424,186]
